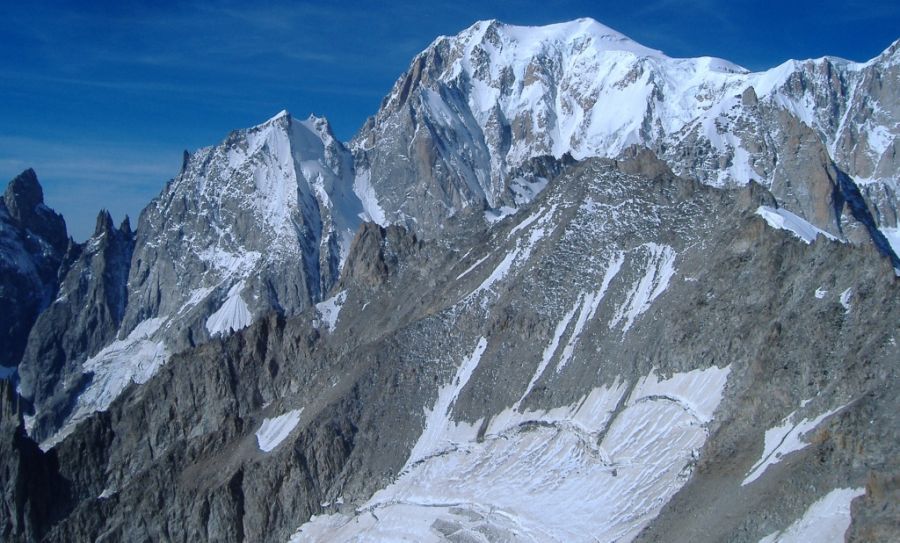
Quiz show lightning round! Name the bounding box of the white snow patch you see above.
[98,487,117,500]
[509,207,547,236]
[353,169,387,226]
[519,301,579,403]
[256,409,303,452]
[758,487,865,543]
[206,282,252,337]
[180,287,215,315]
[465,248,521,301]
[840,288,852,312]
[405,337,489,468]
[291,365,731,542]
[509,176,549,205]
[315,290,347,332]
[197,247,262,280]
[815,287,828,299]
[756,206,839,244]
[455,253,492,280]
[628,365,731,424]
[484,206,517,223]
[866,125,892,157]
[743,403,847,486]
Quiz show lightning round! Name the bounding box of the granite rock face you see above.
[17,211,134,441]
[2,154,896,542]
[0,381,71,543]
[0,170,68,369]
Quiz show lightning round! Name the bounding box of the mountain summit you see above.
[355,18,898,245]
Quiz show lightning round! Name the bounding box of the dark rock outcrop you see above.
[0,169,68,369]
[0,381,71,542]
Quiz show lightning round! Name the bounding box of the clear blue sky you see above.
[2,0,898,240]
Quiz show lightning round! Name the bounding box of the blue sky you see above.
[2,1,898,240]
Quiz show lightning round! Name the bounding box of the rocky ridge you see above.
[0,169,68,370]
[17,211,134,441]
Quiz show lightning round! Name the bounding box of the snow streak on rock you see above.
[610,243,677,335]
[555,253,624,373]
[404,337,489,469]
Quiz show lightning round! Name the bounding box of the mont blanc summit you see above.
[1,18,898,543]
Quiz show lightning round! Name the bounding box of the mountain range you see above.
[1,18,898,542]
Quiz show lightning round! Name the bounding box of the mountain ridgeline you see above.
[1,19,898,543]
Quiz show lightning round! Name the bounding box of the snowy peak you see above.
[435,18,665,66]
[139,107,363,325]
[267,108,291,123]
[353,18,760,234]
[22,109,365,445]
[181,109,361,249]
[355,18,899,242]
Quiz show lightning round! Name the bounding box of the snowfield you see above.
[290,345,731,542]
[257,409,304,453]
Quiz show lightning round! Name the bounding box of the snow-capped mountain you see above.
[2,18,899,543]
[355,19,898,245]
[17,111,367,445]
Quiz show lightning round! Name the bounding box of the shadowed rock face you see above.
[17,211,135,441]
[0,381,72,543]
[0,169,68,368]
[2,170,67,254]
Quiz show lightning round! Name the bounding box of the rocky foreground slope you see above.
[1,18,899,543]
[3,152,898,542]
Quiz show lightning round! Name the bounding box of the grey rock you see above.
[0,381,72,543]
